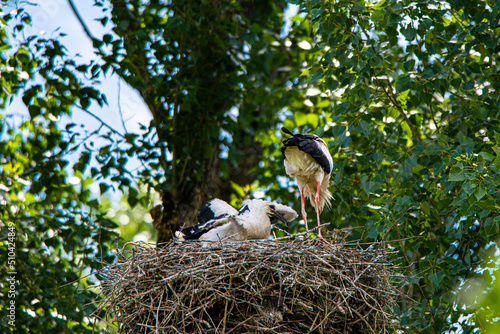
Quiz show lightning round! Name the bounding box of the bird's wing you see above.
[272,202,298,222]
[282,135,332,174]
[232,199,264,230]
[197,198,238,224]
[198,222,242,241]
[176,216,230,241]
[231,217,252,235]
[237,199,254,216]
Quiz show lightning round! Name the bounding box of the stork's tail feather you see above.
[322,188,334,211]
[281,127,294,136]
[309,189,333,212]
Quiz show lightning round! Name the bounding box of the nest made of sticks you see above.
[94,237,404,334]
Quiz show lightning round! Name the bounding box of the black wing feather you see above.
[184,199,236,240]
[197,205,230,224]
[281,128,332,174]
[179,221,216,240]
[238,205,250,215]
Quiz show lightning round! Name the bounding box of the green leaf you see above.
[101,219,119,229]
[0,44,12,52]
[332,125,346,138]
[309,72,324,83]
[463,79,475,90]
[402,27,417,41]
[404,59,415,71]
[495,131,500,145]
[483,219,499,236]
[395,75,411,92]
[371,10,384,23]
[474,187,487,201]
[326,77,339,91]
[429,272,443,286]
[127,187,139,207]
[479,151,495,161]
[99,183,110,195]
[295,111,308,127]
[476,199,496,211]
[419,18,432,31]
[421,201,430,215]
[422,68,434,79]
[306,113,319,128]
[449,166,466,181]
[450,78,462,89]
[495,155,500,170]
[406,154,417,168]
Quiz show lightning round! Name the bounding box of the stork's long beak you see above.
[268,208,289,227]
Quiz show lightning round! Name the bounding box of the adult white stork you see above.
[281,127,333,242]
[175,198,298,242]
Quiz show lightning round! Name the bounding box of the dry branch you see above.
[94,237,405,333]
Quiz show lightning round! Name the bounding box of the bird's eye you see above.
[269,205,275,209]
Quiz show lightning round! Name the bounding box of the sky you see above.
[2,1,300,192]
[4,0,152,147]
[3,0,153,196]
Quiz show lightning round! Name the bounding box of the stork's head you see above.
[267,202,298,227]
[241,199,298,227]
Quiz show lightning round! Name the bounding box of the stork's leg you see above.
[300,189,309,236]
[315,180,330,244]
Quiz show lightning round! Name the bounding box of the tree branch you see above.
[67,0,104,55]
[358,23,422,143]
[117,78,128,134]
[69,0,170,173]
[375,77,422,143]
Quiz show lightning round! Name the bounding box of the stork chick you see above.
[281,127,333,242]
[175,198,297,242]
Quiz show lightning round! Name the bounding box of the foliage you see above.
[0,7,118,333]
[460,241,500,332]
[100,190,159,247]
[92,0,312,242]
[284,0,500,332]
[1,0,500,332]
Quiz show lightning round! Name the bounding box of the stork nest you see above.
[94,236,404,333]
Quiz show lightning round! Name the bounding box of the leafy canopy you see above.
[1,0,500,333]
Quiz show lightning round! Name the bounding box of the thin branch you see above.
[380,77,422,143]
[73,103,125,138]
[358,23,422,143]
[117,78,128,134]
[67,0,105,55]
[380,206,416,243]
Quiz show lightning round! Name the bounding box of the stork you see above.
[175,198,298,242]
[280,127,333,242]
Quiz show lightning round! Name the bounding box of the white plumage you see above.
[281,127,333,241]
[175,198,297,242]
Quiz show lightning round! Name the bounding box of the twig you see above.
[93,239,404,333]
[380,206,416,243]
